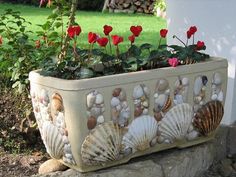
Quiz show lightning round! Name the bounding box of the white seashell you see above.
[194,77,203,95]
[121,101,128,109]
[95,93,104,104]
[97,115,105,124]
[116,104,122,111]
[186,130,199,141]
[111,97,120,107]
[143,86,150,97]
[157,79,169,92]
[174,94,184,105]
[133,85,144,99]
[90,107,102,117]
[213,73,222,85]
[211,94,217,100]
[165,89,170,95]
[87,92,96,109]
[81,122,122,165]
[199,101,204,106]
[40,89,49,106]
[154,93,159,98]
[182,77,189,86]
[142,108,149,115]
[42,122,64,159]
[155,94,167,107]
[119,91,127,101]
[64,144,71,153]
[122,115,158,152]
[159,103,193,142]
[142,101,149,108]
[134,99,141,105]
[120,109,130,119]
[217,91,224,102]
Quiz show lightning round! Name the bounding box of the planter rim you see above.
[29,57,227,91]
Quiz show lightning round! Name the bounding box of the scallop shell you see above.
[122,115,158,152]
[159,103,193,142]
[193,100,224,136]
[81,122,122,165]
[42,122,64,159]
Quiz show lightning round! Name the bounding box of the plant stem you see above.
[58,0,78,63]
[158,37,162,49]
[173,35,186,47]
[108,35,112,54]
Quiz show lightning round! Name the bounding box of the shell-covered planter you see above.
[29,57,227,172]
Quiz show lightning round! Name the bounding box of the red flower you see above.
[189,26,197,35]
[111,35,123,46]
[0,36,3,45]
[187,30,192,39]
[160,29,168,38]
[128,34,135,44]
[168,58,179,67]
[67,25,82,38]
[88,32,97,44]
[103,25,113,36]
[35,40,41,49]
[196,41,205,50]
[130,25,142,37]
[97,37,109,47]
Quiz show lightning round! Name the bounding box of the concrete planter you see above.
[29,57,227,172]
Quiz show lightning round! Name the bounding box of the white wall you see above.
[166,0,236,125]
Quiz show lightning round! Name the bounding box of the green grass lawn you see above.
[0,3,166,50]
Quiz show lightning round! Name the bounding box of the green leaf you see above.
[128,45,141,57]
[140,43,153,50]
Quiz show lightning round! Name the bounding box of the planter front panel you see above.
[29,57,227,172]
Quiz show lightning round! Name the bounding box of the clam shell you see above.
[95,93,104,104]
[42,122,64,159]
[213,73,222,85]
[111,97,120,107]
[87,116,97,130]
[217,91,224,102]
[133,85,144,99]
[193,100,224,136]
[119,90,127,101]
[112,88,121,97]
[182,77,189,86]
[122,115,158,152]
[194,77,203,95]
[156,79,169,92]
[159,103,193,142]
[161,96,172,112]
[87,92,96,109]
[81,122,122,165]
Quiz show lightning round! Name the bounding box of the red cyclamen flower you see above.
[128,34,135,44]
[67,25,82,39]
[160,29,168,38]
[88,32,98,44]
[97,37,109,47]
[168,58,179,67]
[103,25,113,36]
[196,41,205,50]
[39,0,51,7]
[0,36,3,45]
[189,26,197,35]
[187,30,192,39]
[35,40,41,49]
[130,25,143,37]
[111,35,123,46]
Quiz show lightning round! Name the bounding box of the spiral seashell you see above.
[181,58,197,65]
[81,122,122,165]
[122,115,158,152]
[159,103,193,142]
[161,96,172,112]
[193,100,224,136]
[42,122,64,159]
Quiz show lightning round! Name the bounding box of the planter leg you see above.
[38,159,68,174]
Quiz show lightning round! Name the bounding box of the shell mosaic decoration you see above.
[111,88,131,127]
[31,71,226,170]
[211,73,224,102]
[174,76,189,105]
[153,79,172,122]
[86,90,105,130]
[31,90,76,165]
[193,75,208,112]
[133,84,150,118]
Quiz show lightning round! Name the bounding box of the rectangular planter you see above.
[29,57,227,172]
